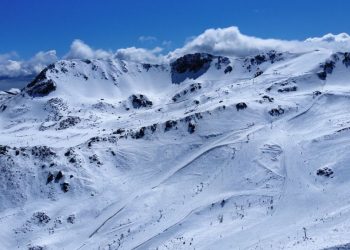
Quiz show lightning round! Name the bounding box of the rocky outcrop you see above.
[25,64,57,97]
[171,53,213,84]
[129,94,153,109]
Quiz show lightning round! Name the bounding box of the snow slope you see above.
[1,49,350,250]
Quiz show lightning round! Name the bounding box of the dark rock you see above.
[317,167,334,177]
[55,171,63,183]
[172,53,213,74]
[69,157,76,163]
[165,120,177,132]
[26,79,56,97]
[188,121,196,134]
[220,199,226,207]
[89,154,102,165]
[317,60,336,80]
[31,146,55,159]
[343,52,350,67]
[0,145,8,155]
[28,246,45,250]
[0,105,7,112]
[61,182,70,193]
[245,51,283,72]
[254,70,263,78]
[313,90,322,98]
[113,128,125,134]
[46,172,54,184]
[129,94,153,109]
[224,65,233,74]
[323,242,350,250]
[269,107,285,116]
[67,214,76,224]
[32,212,50,225]
[323,61,336,74]
[278,86,297,93]
[215,56,230,69]
[131,127,146,139]
[267,50,283,63]
[317,71,327,80]
[254,54,266,65]
[26,65,52,89]
[190,83,201,92]
[150,124,157,133]
[172,83,201,102]
[25,65,57,97]
[236,102,247,111]
[171,53,213,84]
[82,59,92,64]
[58,116,81,130]
[262,95,274,102]
[87,136,101,148]
[142,64,152,71]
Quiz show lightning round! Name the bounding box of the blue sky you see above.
[1,0,349,59]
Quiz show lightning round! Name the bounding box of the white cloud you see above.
[168,27,350,60]
[168,26,299,59]
[0,50,57,78]
[1,26,350,84]
[162,40,172,47]
[64,39,111,59]
[115,47,165,64]
[305,33,350,43]
[138,36,157,42]
[27,50,58,73]
[5,60,21,72]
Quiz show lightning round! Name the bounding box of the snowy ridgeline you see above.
[1,50,350,249]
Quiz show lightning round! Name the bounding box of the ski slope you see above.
[1,49,350,249]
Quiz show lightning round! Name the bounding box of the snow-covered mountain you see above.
[1,49,350,250]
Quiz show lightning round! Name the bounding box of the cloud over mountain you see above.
[0,50,57,78]
[115,46,164,64]
[169,27,298,58]
[1,26,350,87]
[64,39,111,60]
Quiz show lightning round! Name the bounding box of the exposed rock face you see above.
[236,102,247,111]
[172,83,202,102]
[26,79,56,97]
[343,52,350,67]
[32,212,51,225]
[25,65,57,97]
[58,116,81,130]
[171,53,213,74]
[129,94,153,109]
[164,120,177,132]
[224,65,233,74]
[317,167,334,177]
[170,53,231,84]
[316,53,350,80]
[171,53,213,84]
[278,86,297,93]
[269,107,285,116]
